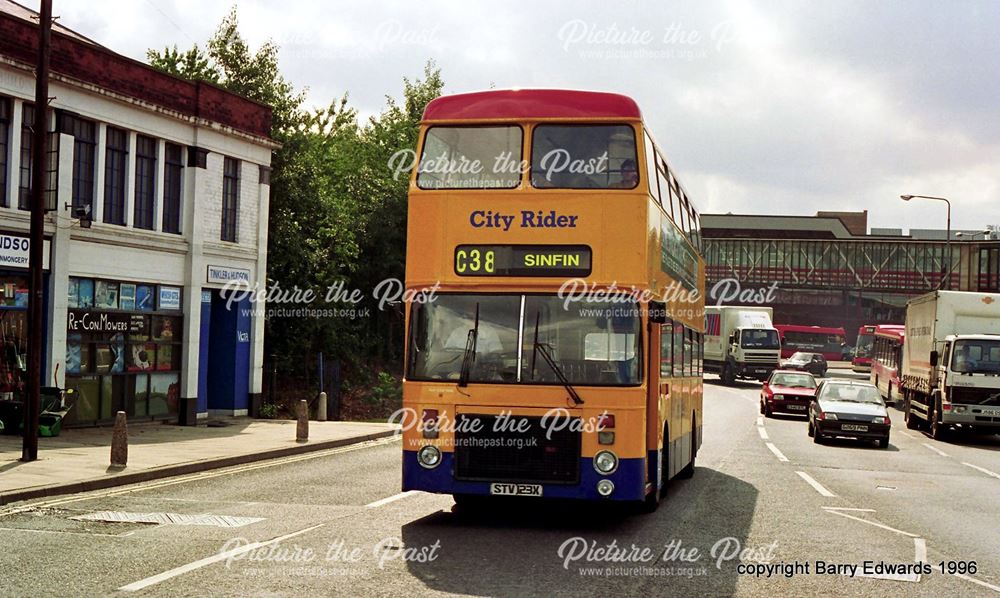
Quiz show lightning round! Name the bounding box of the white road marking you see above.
[954,573,1000,594]
[765,443,789,462]
[757,427,769,440]
[796,471,835,497]
[962,462,1000,481]
[756,416,764,426]
[915,538,927,564]
[921,443,949,457]
[366,491,419,508]
[898,431,916,440]
[118,523,325,592]
[822,508,919,538]
[821,507,875,512]
[855,570,919,582]
[0,436,401,517]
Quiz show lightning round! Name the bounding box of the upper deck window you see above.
[417,126,522,189]
[530,125,637,189]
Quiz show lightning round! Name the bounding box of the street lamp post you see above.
[901,194,952,289]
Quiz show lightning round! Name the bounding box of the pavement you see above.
[0,418,399,506]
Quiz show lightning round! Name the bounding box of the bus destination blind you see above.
[454,245,592,277]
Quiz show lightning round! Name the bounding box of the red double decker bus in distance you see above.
[869,325,905,405]
[853,325,877,372]
[775,324,847,361]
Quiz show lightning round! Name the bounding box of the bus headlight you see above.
[596,479,615,497]
[594,450,618,474]
[417,445,442,469]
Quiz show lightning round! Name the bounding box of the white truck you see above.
[902,291,1000,439]
[704,306,781,385]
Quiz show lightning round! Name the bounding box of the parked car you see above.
[808,380,891,448]
[781,352,828,377]
[760,370,818,417]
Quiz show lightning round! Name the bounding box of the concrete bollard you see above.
[296,400,309,442]
[110,411,128,469]
[317,392,327,422]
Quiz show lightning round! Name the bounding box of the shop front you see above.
[63,276,183,425]
[0,231,51,433]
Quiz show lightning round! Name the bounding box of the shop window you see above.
[134,135,157,230]
[65,277,184,424]
[94,280,119,310]
[149,372,179,416]
[104,127,128,225]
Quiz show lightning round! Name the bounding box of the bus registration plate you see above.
[491,483,543,497]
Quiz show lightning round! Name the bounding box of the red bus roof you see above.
[874,324,905,340]
[422,89,642,121]
[774,324,846,335]
[858,325,877,334]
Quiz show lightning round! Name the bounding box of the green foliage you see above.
[258,402,278,419]
[369,372,402,406]
[147,8,443,408]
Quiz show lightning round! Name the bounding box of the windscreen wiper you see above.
[530,311,583,405]
[458,303,480,388]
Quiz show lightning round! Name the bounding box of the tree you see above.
[147,10,443,407]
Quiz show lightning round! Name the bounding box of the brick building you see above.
[0,1,276,424]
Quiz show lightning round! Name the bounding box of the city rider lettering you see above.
[470,210,516,231]
[469,210,579,231]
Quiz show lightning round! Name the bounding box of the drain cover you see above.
[71,510,265,528]
[0,508,149,536]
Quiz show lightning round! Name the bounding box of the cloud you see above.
[18,0,1000,231]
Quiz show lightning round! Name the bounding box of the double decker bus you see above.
[853,325,877,372]
[870,325,905,404]
[775,324,847,361]
[402,89,705,510]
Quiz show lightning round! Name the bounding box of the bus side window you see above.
[684,329,694,377]
[644,133,660,206]
[673,323,685,378]
[660,321,673,378]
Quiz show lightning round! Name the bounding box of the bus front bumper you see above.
[402,451,647,501]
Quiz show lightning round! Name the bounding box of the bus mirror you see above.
[930,350,939,367]
[648,301,667,324]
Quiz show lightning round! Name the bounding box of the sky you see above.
[21,0,1000,232]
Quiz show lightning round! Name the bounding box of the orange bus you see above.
[401,89,705,509]
[870,325,905,404]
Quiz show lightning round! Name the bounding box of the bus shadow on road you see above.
[401,467,757,596]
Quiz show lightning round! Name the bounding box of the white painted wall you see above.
[0,59,274,414]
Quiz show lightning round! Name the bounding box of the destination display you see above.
[454,245,592,277]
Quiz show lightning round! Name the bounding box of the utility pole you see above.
[22,0,52,462]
